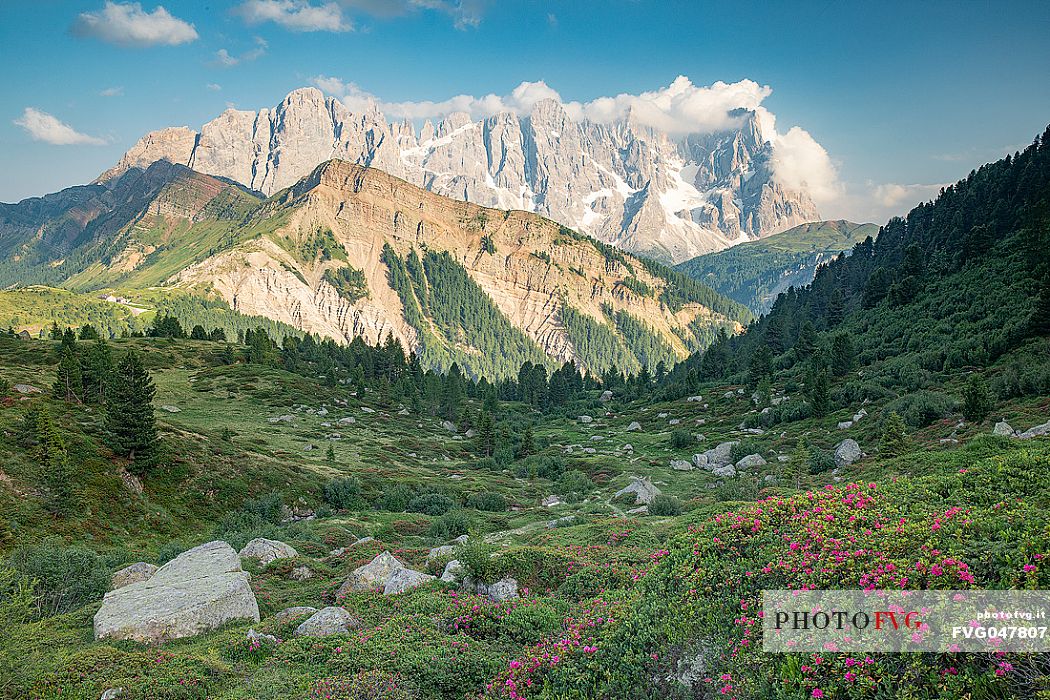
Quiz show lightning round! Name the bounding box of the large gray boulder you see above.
[273,606,317,623]
[993,420,1015,436]
[701,441,738,468]
[599,390,614,402]
[670,459,694,471]
[440,560,465,582]
[735,454,767,470]
[337,551,405,595]
[294,606,361,637]
[383,568,436,595]
[626,421,642,431]
[614,477,661,505]
[93,541,259,644]
[476,576,519,602]
[111,562,158,590]
[1018,420,1050,439]
[834,439,862,467]
[239,538,298,566]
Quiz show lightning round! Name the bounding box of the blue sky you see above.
[1,0,1048,224]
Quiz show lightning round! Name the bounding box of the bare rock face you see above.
[111,562,158,590]
[100,88,819,264]
[93,541,259,644]
[834,439,863,467]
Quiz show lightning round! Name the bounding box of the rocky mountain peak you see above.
[100,87,820,263]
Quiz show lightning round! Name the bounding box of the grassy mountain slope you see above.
[0,161,751,379]
[676,220,878,313]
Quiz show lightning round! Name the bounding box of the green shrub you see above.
[557,470,593,503]
[455,538,500,582]
[309,671,418,700]
[498,600,564,643]
[242,491,285,524]
[407,493,455,516]
[649,494,683,516]
[428,510,471,540]
[323,477,367,510]
[10,540,109,617]
[808,448,837,474]
[885,390,956,428]
[730,439,762,464]
[379,483,414,512]
[669,429,693,448]
[467,491,507,512]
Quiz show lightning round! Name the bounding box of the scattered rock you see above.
[441,421,457,432]
[294,606,360,637]
[686,395,703,402]
[614,476,661,505]
[289,566,313,581]
[12,384,42,394]
[735,454,767,470]
[269,414,295,424]
[622,443,634,451]
[546,515,576,528]
[578,415,593,424]
[273,606,317,623]
[338,551,406,594]
[582,447,596,454]
[159,405,181,413]
[670,459,694,471]
[100,689,123,700]
[247,627,277,646]
[626,421,642,431]
[478,577,519,602]
[93,541,259,644]
[541,495,561,507]
[398,408,410,416]
[1017,420,1050,439]
[383,568,435,595]
[692,453,708,468]
[657,412,668,419]
[427,545,455,560]
[599,390,614,402]
[669,418,680,426]
[837,421,854,430]
[777,455,792,463]
[360,407,375,414]
[711,464,737,478]
[834,439,863,467]
[993,420,1015,436]
[590,435,605,441]
[440,560,464,582]
[303,444,315,451]
[239,538,298,566]
[465,428,476,438]
[111,562,158,590]
[338,416,356,425]
[853,409,867,422]
[699,441,738,468]
[626,506,649,515]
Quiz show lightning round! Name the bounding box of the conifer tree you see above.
[52,345,83,403]
[475,410,496,457]
[807,368,830,417]
[962,374,994,423]
[36,407,72,516]
[105,350,157,466]
[82,338,114,405]
[517,423,535,459]
[881,411,908,457]
[326,443,336,463]
[830,333,855,377]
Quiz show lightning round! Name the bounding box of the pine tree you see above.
[475,410,496,457]
[82,338,114,405]
[748,345,773,387]
[517,423,535,459]
[807,368,830,417]
[326,444,336,463]
[36,407,72,516]
[830,333,855,377]
[962,374,994,423]
[881,411,908,457]
[105,350,158,466]
[52,345,83,403]
[795,320,817,357]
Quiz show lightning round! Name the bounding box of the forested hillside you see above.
[675,220,878,313]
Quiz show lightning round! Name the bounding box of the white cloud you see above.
[235,0,351,32]
[71,2,198,47]
[768,126,841,207]
[213,37,268,67]
[207,83,223,91]
[99,86,124,97]
[14,108,107,146]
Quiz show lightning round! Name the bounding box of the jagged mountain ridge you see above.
[98,87,820,264]
[0,160,751,378]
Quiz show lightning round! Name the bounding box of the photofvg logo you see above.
[762,590,1050,653]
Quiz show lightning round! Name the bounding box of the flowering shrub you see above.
[309,670,417,699]
[486,442,1050,699]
